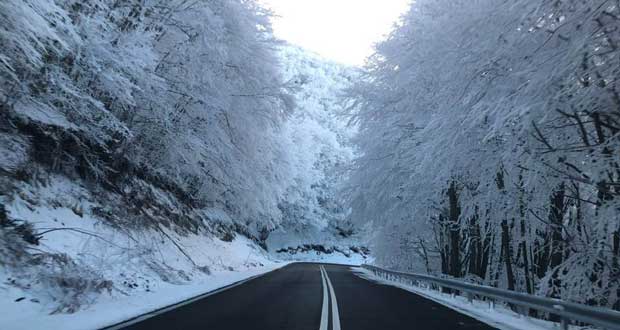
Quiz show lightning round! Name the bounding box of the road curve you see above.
[111,263,497,330]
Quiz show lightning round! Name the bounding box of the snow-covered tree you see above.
[1,0,294,237]
[267,45,359,250]
[348,0,620,309]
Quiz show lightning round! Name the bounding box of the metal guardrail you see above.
[362,264,620,330]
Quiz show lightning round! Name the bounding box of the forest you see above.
[0,0,359,316]
[1,0,619,322]
[1,0,296,239]
[347,0,620,310]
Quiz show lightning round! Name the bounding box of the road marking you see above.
[319,265,329,330]
[101,266,287,330]
[322,265,341,330]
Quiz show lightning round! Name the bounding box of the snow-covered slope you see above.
[0,0,294,325]
[0,2,369,325]
[0,174,284,328]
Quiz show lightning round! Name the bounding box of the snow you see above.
[0,264,288,330]
[346,0,620,309]
[1,0,301,239]
[13,100,75,129]
[0,1,371,329]
[0,1,371,328]
[2,0,618,326]
[0,175,288,329]
[275,248,371,266]
[0,133,29,173]
[0,165,357,328]
[355,268,594,330]
[5,176,275,273]
[267,44,363,254]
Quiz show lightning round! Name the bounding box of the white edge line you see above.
[319,266,329,330]
[323,266,341,330]
[101,264,290,330]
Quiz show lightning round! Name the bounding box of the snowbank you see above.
[0,175,287,329]
[1,264,287,330]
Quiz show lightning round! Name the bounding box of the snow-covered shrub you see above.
[0,133,29,175]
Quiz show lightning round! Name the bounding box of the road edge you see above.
[99,262,292,330]
[353,267,557,330]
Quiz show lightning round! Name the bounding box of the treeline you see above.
[0,0,295,238]
[347,0,620,309]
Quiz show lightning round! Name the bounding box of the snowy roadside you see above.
[0,175,293,330]
[275,249,371,266]
[0,262,289,330]
[354,268,594,330]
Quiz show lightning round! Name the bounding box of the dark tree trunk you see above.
[439,213,449,275]
[495,167,515,290]
[545,183,566,301]
[548,183,565,271]
[447,181,462,278]
[518,172,533,294]
[501,219,516,291]
[467,211,492,280]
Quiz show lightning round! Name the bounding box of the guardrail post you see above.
[466,292,473,303]
[552,305,568,330]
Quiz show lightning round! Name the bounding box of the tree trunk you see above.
[501,219,516,291]
[447,181,462,277]
[548,183,565,271]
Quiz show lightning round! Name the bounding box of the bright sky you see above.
[259,0,411,66]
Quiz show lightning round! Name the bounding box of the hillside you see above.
[0,1,363,327]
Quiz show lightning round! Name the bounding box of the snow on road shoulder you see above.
[354,268,586,330]
[0,175,290,330]
[276,248,369,266]
[0,262,289,330]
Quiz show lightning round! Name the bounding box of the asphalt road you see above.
[114,263,498,330]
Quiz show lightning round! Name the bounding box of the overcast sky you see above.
[259,0,411,66]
